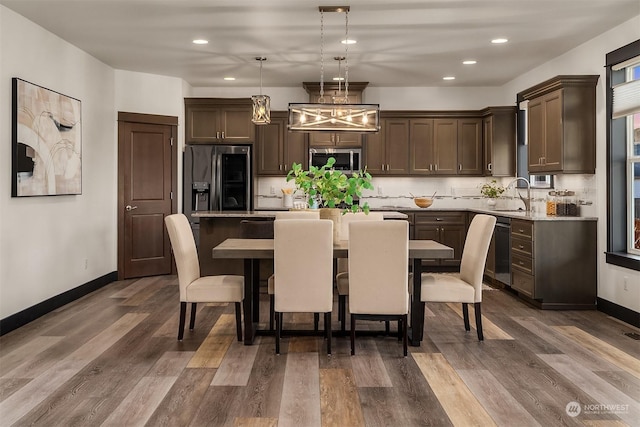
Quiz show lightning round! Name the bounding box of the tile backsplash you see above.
[256,174,597,216]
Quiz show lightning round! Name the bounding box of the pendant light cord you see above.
[344,10,349,101]
[319,10,325,102]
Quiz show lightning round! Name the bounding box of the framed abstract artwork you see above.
[11,78,82,197]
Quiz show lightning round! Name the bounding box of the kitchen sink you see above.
[492,208,526,212]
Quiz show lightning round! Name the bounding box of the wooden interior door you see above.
[118,112,178,279]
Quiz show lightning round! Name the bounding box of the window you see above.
[606,40,640,270]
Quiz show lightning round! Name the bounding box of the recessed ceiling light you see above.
[223,77,236,81]
[462,60,477,65]
[443,76,455,80]
[341,39,357,45]
[192,39,208,45]
[332,77,345,81]
[491,38,508,44]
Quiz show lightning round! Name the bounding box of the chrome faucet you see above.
[506,177,531,212]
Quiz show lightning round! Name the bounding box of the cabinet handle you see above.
[284,164,288,170]
[434,164,438,171]
[519,261,524,265]
[518,228,524,233]
[518,244,524,249]
[222,131,225,139]
[488,163,492,171]
[459,164,462,171]
[279,165,282,171]
[381,164,385,171]
[436,218,443,221]
[217,131,220,139]
[336,135,340,143]
[429,164,432,171]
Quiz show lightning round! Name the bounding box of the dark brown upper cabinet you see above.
[364,119,411,175]
[520,75,599,174]
[256,111,307,176]
[185,98,255,144]
[482,106,517,177]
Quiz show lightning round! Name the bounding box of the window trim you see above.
[606,39,640,271]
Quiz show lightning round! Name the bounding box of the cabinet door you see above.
[283,127,307,171]
[433,119,458,174]
[363,122,386,175]
[542,90,563,172]
[385,119,410,174]
[483,116,493,175]
[527,98,545,173]
[334,132,362,147]
[457,118,483,175]
[186,107,221,143]
[220,107,255,143]
[410,119,434,174]
[257,118,284,175]
[439,224,465,266]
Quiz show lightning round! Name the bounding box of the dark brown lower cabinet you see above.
[510,218,597,309]
[414,211,467,268]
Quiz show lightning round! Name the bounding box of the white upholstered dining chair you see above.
[348,220,410,356]
[335,212,384,332]
[420,214,496,341]
[267,210,320,330]
[273,219,334,354]
[165,214,244,341]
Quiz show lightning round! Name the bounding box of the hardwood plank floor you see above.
[0,275,638,426]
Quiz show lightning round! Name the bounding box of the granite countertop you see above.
[368,206,597,221]
[192,210,409,219]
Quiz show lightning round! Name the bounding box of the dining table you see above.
[212,238,454,346]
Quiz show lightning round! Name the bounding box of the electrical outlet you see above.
[270,186,276,195]
[378,186,383,195]
[623,276,628,291]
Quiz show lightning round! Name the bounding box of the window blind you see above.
[612,78,640,119]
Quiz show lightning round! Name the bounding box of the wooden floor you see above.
[1,275,639,427]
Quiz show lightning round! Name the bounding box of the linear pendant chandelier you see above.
[288,6,380,133]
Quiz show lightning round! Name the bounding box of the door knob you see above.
[125,205,138,211]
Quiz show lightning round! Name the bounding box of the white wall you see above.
[502,15,640,313]
[0,6,116,319]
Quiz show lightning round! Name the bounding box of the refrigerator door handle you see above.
[214,150,222,211]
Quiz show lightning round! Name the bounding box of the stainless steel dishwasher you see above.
[494,216,511,287]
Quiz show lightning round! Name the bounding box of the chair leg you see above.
[275,311,282,354]
[177,302,187,341]
[474,303,484,341]
[189,303,197,330]
[269,295,275,331]
[314,313,319,332]
[338,295,346,333]
[324,312,332,355]
[398,318,403,341]
[350,314,356,356]
[462,303,470,331]
[235,302,242,342]
[385,320,390,335]
[402,314,408,357]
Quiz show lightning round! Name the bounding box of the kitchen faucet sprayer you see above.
[506,177,531,212]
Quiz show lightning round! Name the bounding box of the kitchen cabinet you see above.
[414,211,467,268]
[364,119,411,175]
[520,75,599,174]
[456,118,483,175]
[185,98,255,144]
[482,106,517,176]
[510,218,597,308]
[303,82,366,148]
[256,112,306,176]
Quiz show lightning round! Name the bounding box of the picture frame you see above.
[11,78,82,197]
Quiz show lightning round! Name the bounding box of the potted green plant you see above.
[479,179,505,209]
[286,157,373,213]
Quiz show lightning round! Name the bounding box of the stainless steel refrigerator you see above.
[183,145,252,245]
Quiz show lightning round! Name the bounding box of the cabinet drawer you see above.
[511,237,533,257]
[414,211,466,225]
[511,219,533,240]
[512,253,533,275]
[512,269,534,299]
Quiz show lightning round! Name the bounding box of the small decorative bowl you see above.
[414,197,433,208]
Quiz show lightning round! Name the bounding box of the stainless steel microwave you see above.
[309,148,362,173]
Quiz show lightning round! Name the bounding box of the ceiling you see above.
[2,0,638,88]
